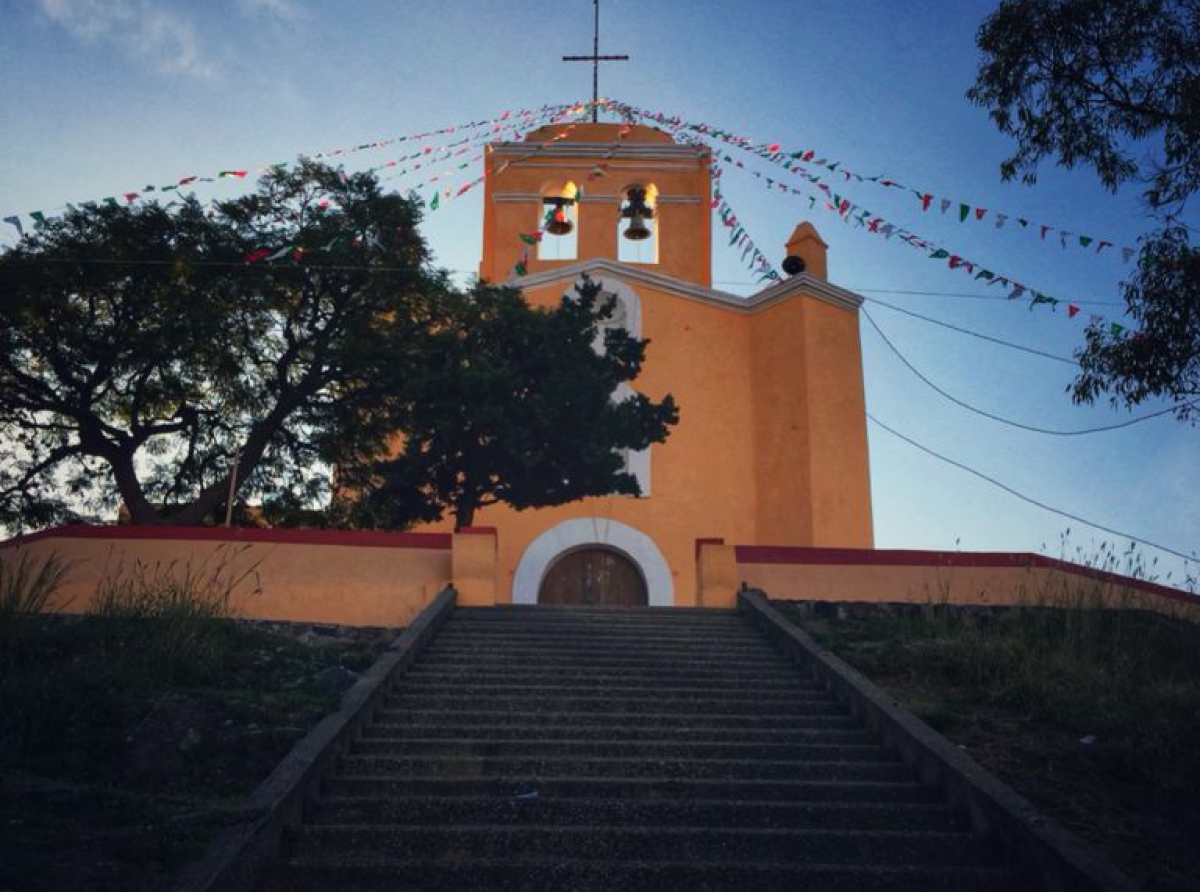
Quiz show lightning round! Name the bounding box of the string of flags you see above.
[1,103,573,239]
[710,162,781,284]
[612,101,1129,338]
[606,99,1139,267]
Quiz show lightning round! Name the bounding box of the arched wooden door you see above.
[538,548,648,607]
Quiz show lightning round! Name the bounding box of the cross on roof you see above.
[562,0,629,123]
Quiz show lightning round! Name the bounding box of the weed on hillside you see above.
[777,600,1200,892]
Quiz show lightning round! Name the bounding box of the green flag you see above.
[930,249,950,259]
[429,193,440,211]
[958,204,970,222]
[1079,235,1093,248]
[1110,322,1125,337]
[29,211,46,226]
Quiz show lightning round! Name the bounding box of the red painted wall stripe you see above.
[1,524,452,551]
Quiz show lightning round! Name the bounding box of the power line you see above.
[867,412,1197,565]
[862,310,1191,434]
[863,296,1076,365]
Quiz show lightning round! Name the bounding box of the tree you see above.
[0,160,445,528]
[340,276,679,529]
[967,0,1200,420]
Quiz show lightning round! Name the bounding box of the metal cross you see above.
[562,0,629,123]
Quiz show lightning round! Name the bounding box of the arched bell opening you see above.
[538,544,649,607]
[618,182,658,264]
[538,181,579,261]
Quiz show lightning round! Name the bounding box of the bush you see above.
[0,550,70,641]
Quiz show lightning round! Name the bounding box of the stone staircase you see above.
[259,605,1018,890]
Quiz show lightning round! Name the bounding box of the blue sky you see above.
[1,0,1195,586]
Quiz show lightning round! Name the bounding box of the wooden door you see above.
[538,548,648,607]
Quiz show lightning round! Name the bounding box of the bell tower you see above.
[479,123,714,287]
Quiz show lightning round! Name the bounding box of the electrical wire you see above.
[863,309,1192,434]
[863,297,1076,365]
[867,412,1198,564]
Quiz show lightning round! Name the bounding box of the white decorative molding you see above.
[512,518,674,606]
[509,257,864,312]
[492,142,708,162]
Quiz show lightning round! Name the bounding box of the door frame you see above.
[512,518,674,606]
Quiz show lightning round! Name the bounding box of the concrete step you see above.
[305,795,961,832]
[321,775,945,804]
[433,629,768,645]
[423,640,784,657]
[389,679,825,697]
[262,858,1017,892]
[361,723,873,744]
[280,824,989,866]
[372,709,856,730]
[387,684,833,705]
[452,606,742,621]
[349,738,893,762]
[402,665,815,686]
[334,754,915,782]
[412,654,799,673]
[381,694,846,716]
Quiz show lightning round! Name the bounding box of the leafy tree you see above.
[0,161,444,528]
[341,276,679,529]
[968,0,1200,420]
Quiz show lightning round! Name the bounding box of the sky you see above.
[1,0,1196,588]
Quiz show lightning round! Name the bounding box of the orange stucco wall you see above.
[418,122,875,605]
[2,527,456,627]
[701,543,1200,622]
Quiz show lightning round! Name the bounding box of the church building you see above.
[419,122,874,607]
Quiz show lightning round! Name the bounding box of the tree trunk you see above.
[454,498,477,530]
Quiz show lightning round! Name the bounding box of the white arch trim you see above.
[513,517,674,606]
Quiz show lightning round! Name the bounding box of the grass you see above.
[0,547,395,892]
[778,599,1200,891]
[0,550,71,640]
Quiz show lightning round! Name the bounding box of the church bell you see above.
[544,198,575,236]
[621,186,654,241]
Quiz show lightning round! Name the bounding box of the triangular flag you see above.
[1008,285,1026,299]
[104,197,119,208]
[429,193,440,211]
[519,231,543,245]
[1097,240,1113,253]
[1122,247,1135,263]
[3,215,23,237]
[124,192,140,203]
[244,248,271,263]
[219,170,248,179]
[1110,323,1124,337]
[1031,293,1059,308]
[1079,235,1093,248]
[1040,225,1051,240]
[1068,304,1081,318]
[975,208,987,220]
[949,255,963,269]
[29,211,46,226]
[975,269,994,280]
[930,248,950,259]
[995,213,1007,228]
[940,199,952,214]
[921,194,933,211]
[958,204,970,222]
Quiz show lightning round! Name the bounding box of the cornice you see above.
[490,141,709,161]
[508,258,864,313]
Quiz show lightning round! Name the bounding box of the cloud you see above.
[36,0,217,80]
[238,0,305,23]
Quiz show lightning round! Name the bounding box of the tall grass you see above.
[88,544,262,680]
[0,550,70,640]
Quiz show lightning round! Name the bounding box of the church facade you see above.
[418,123,873,607]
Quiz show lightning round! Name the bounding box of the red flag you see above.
[245,248,270,263]
[1040,225,1050,240]
[974,208,986,220]
[1068,304,1081,318]
[767,143,780,153]
[124,193,139,203]
[921,194,933,211]
[948,255,962,269]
